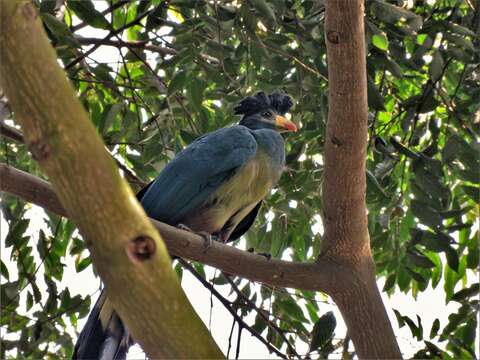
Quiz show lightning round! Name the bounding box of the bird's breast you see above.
[180,149,283,238]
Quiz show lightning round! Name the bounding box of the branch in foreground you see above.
[0,2,221,357]
[0,163,341,293]
[0,121,145,190]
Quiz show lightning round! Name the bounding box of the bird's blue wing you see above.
[139,126,257,224]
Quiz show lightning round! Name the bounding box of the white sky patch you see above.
[298,153,307,162]
[423,54,433,63]
[265,210,275,222]
[257,21,267,32]
[312,153,323,165]
[311,214,324,236]
[288,200,297,209]
[289,41,299,50]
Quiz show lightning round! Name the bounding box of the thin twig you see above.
[178,259,287,359]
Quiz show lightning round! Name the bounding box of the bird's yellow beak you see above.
[275,115,297,132]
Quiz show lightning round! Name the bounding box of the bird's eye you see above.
[262,111,272,118]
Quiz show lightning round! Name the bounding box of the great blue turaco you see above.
[72,91,297,359]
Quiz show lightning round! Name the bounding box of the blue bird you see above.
[73,91,296,359]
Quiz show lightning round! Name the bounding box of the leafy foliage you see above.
[1,0,478,358]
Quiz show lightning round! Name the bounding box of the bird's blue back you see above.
[139,125,259,224]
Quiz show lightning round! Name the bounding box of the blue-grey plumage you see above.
[140,92,295,243]
[171,128,286,242]
[73,91,296,360]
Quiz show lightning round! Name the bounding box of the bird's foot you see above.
[177,224,215,252]
[258,252,272,260]
[247,248,272,260]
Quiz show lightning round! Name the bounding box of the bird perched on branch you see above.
[73,91,296,359]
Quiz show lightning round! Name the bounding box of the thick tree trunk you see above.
[322,1,402,358]
[0,2,222,358]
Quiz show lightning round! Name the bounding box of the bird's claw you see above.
[247,248,272,260]
[176,224,214,252]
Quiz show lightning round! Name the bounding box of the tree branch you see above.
[75,36,220,64]
[322,1,402,358]
[0,2,222,358]
[0,162,342,293]
[75,36,178,56]
[1,121,24,142]
[0,121,145,189]
[322,0,369,262]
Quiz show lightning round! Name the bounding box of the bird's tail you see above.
[73,290,131,360]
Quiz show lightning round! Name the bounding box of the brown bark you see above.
[0,2,222,358]
[0,162,343,293]
[322,1,402,358]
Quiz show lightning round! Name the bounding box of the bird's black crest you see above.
[234,91,293,116]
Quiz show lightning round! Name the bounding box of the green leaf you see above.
[372,1,421,25]
[68,0,110,30]
[406,267,426,284]
[75,257,91,272]
[168,70,187,95]
[277,297,308,323]
[413,165,449,205]
[390,137,419,159]
[445,246,459,272]
[26,291,33,311]
[439,206,473,220]
[250,0,276,26]
[0,260,9,280]
[443,20,476,36]
[451,283,480,302]
[309,312,336,351]
[466,237,479,269]
[187,77,206,111]
[146,4,167,31]
[366,169,388,198]
[394,310,423,340]
[444,33,475,52]
[179,130,198,145]
[411,200,442,229]
[428,50,445,82]
[174,262,183,280]
[383,273,396,292]
[417,230,451,252]
[42,14,80,48]
[407,249,435,268]
[5,219,29,248]
[372,34,388,51]
[367,76,386,111]
[430,319,440,338]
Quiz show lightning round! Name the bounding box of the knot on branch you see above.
[326,30,340,44]
[127,235,156,263]
[21,2,37,20]
[331,136,343,147]
[28,140,50,161]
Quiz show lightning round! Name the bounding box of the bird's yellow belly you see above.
[181,151,281,239]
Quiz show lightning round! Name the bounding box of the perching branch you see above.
[0,162,344,293]
[0,2,222,358]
